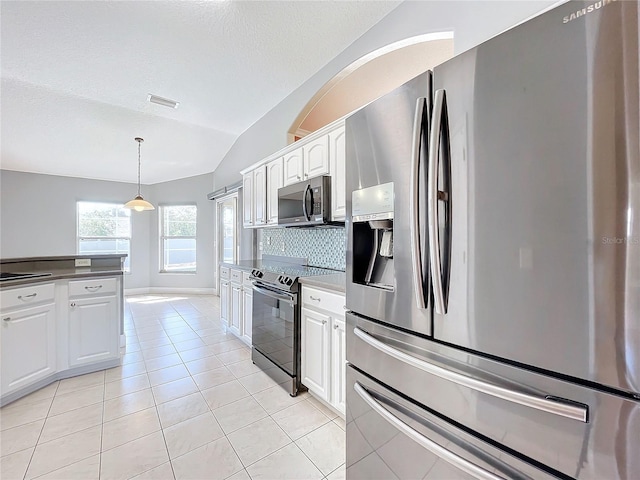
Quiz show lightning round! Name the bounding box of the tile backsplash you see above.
[261,227,346,271]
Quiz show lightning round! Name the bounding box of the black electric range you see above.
[248,257,341,396]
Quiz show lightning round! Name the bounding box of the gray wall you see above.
[148,173,215,289]
[212,0,557,190]
[0,169,215,290]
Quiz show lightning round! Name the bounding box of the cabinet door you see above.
[253,165,267,226]
[301,307,330,401]
[331,315,346,415]
[303,136,330,179]
[230,285,243,337]
[241,288,253,345]
[266,158,284,225]
[283,148,304,186]
[242,171,254,227]
[329,125,346,221]
[1,303,56,395]
[220,280,230,325]
[68,295,118,367]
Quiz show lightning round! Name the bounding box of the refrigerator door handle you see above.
[354,382,506,480]
[410,96,428,309]
[428,89,452,314]
[354,327,589,423]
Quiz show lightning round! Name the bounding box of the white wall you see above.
[212,0,557,189]
[0,169,215,291]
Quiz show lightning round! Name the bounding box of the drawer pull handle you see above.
[322,320,327,325]
[3,317,11,322]
[309,296,321,302]
[354,382,505,480]
[84,285,103,292]
[70,302,76,308]
[18,293,37,301]
[334,324,339,330]
[354,327,589,423]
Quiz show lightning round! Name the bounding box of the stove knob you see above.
[286,278,293,286]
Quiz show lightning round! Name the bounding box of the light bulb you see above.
[134,206,145,212]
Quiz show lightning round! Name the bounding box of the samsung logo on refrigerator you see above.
[563,0,616,24]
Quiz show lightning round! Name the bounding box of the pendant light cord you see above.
[137,139,142,196]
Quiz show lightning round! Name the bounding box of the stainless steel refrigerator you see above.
[345,1,639,478]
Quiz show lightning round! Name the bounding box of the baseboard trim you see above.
[124,287,216,296]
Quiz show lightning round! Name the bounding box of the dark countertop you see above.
[0,267,123,289]
[299,273,346,294]
[0,254,125,289]
[1,254,128,264]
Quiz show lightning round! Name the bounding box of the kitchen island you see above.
[0,254,126,406]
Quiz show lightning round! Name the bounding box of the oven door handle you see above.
[251,282,296,304]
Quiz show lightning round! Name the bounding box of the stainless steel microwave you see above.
[277,175,332,227]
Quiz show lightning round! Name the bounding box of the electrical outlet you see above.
[75,258,91,267]
[266,236,271,246]
[281,242,286,252]
[259,241,263,251]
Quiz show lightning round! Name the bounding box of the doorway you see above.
[215,193,239,294]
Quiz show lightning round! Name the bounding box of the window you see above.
[160,205,197,272]
[77,201,131,272]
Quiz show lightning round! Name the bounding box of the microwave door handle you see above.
[428,89,452,315]
[353,383,506,480]
[410,97,428,309]
[302,184,312,221]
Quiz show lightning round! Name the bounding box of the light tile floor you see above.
[1,295,346,480]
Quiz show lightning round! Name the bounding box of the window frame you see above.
[159,203,198,274]
[76,201,132,273]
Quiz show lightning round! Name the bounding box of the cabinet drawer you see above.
[231,269,242,284]
[220,266,230,280]
[243,271,253,288]
[1,282,55,310]
[302,286,345,316]
[69,277,117,298]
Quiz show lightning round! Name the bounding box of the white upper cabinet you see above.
[283,147,304,186]
[241,118,346,229]
[303,136,330,180]
[266,158,284,225]
[242,171,254,227]
[253,165,267,226]
[329,124,346,221]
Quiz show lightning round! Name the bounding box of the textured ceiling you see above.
[0,0,400,184]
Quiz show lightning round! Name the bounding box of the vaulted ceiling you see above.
[1,1,400,184]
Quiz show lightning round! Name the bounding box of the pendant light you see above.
[124,137,155,212]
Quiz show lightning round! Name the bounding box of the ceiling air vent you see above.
[147,94,179,109]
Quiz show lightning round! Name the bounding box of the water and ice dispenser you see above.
[351,182,395,291]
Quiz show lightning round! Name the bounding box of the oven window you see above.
[252,290,296,376]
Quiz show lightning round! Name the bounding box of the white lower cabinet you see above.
[301,285,346,415]
[301,307,331,401]
[68,295,118,366]
[220,279,230,325]
[330,316,346,414]
[1,275,122,403]
[1,302,56,396]
[241,287,253,345]
[230,284,243,337]
[223,269,254,346]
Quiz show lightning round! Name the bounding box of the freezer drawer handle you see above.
[354,382,505,480]
[354,327,588,423]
